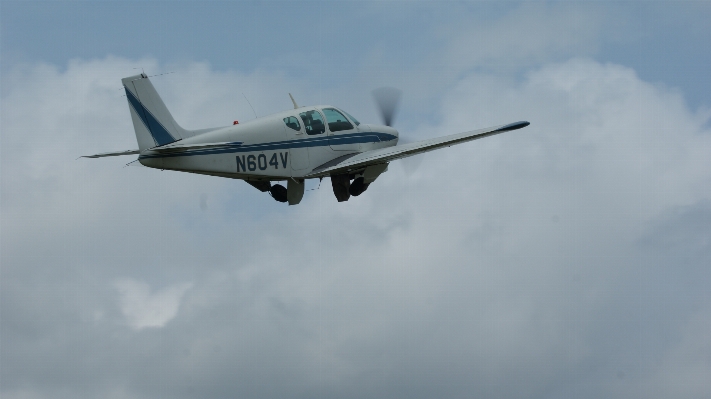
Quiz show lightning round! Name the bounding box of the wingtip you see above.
[496,121,530,132]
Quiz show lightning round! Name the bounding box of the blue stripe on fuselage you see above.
[138,132,397,159]
[124,87,177,146]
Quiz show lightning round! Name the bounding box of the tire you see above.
[349,177,369,197]
[270,184,288,203]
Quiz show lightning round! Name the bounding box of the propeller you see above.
[372,87,402,127]
[372,87,423,176]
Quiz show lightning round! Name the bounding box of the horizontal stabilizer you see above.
[81,149,141,158]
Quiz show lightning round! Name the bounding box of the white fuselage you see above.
[138,106,399,181]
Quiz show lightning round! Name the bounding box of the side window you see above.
[322,108,354,132]
[299,110,326,135]
[283,116,301,132]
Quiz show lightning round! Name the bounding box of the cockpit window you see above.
[342,110,360,126]
[299,110,326,135]
[283,116,301,132]
[322,108,354,132]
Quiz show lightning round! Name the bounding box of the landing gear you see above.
[330,174,350,202]
[349,177,369,197]
[287,179,305,205]
[331,174,370,202]
[265,180,304,205]
[270,184,288,203]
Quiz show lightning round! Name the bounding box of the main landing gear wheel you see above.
[349,177,370,197]
[270,184,288,203]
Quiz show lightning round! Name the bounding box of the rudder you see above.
[122,73,186,150]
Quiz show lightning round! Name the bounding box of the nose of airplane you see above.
[388,126,400,143]
[381,125,398,135]
[387,125,399,138]
[372,124,399,143]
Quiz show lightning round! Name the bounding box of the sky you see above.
[1,1,711,399]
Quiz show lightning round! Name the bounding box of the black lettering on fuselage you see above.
[257,154,267,170]
[237,151,291,173]
[236,155,246,172]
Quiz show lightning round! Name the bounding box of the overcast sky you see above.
[2,2,711,399]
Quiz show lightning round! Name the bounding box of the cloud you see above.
[115,279,193,330]
[441,3,604,70]
[647,305,711,397]
[1,54,710,399]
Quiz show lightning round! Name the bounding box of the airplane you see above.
[83,73,530,205]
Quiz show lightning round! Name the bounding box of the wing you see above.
[307,121,530,177]
[80,149,141,158]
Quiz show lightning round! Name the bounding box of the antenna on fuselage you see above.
[242,93,258,119]
[289,93,300,109]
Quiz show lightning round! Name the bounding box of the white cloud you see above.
[115,279,193,330]
[2,55,710,398]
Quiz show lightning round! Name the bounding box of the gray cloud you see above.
[2,52,710,399]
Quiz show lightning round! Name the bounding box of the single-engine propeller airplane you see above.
[83,73,529,205]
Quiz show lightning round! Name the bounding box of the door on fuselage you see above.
[298,109,331,169]
[283,115,309,171]
[323,107,360,151]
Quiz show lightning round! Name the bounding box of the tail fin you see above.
[122,74,187,150]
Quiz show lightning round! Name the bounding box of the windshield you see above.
[342,110,360,126]
[322,108,354,132]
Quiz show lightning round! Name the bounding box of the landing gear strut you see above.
[331,174,350,202]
